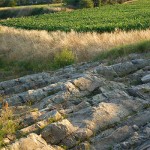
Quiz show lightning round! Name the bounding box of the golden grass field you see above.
[1,26,150,62]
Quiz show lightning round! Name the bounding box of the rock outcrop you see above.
[0,56,150,150]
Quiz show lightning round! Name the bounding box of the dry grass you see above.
[0,3,73,19]
[0,6,70,19]
[0,108,20,148]
[1,26,150,62]
[0,3,62,10]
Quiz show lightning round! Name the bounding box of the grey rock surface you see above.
[141,74,150,83]
[0,57,150,150]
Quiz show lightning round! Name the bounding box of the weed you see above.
[0,109,20,148]
[143,103,150,109]
[48,118,57,124]
[60,145,68,150]
[53,49,75,69]
[25,99,35,106]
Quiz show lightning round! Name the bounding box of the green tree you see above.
[8,0,17,6]
[0,0,4,6]
[63,0,80,7]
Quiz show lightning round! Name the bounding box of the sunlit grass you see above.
[0,108,20,148]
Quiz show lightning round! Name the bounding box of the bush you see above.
[64,0,129,8]
[8,0,17,7]
[64,0,80,7]
[64,0,102,8]
[93,0,101,7]
[52,0,62,3]
[79,0,94,8]
[0,0,17,7]
[53,49,75,68]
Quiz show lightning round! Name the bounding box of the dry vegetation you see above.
[0,108,19,148]
[0,26,150,81]
[1,26,150,62]
[0,5,70,19]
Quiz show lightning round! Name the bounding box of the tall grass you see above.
[0,7,59,19]
[0,3,67,19]
[1,26,150,62]
[0,108,20,148]
[0,26,150,80]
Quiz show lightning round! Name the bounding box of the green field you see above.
[0,0,150,32]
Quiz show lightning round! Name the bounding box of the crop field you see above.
[0,0,150,32]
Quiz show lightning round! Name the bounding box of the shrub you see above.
[0,0,17,7]
[8,0,17,7]
[79,0,94,8]
[64,0,80,7]
[53,49,75,68]
[93,0,101,7]
[64,0,129,8]
[52,0,62,3]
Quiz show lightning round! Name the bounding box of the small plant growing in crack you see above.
[143,103,150,109]
[25,99,35,106]
[60,145,68,150]
[0,108,20,148]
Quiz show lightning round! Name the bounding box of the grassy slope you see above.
[0,0,150,32]
[94,40,150,61]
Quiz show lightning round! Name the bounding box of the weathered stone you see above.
[20,120,48,134]
[38,110,62,121]
[94,65,117,78]
[75,128,93,141]
[2,133,56,150]
[126,111,150,127]
[127,83,150,99]
[132,125,139,131]
[132,59,150,69]
[86,102,130,132]
[141,74,150,83]
[90,128,115,143]
[112,62,137,76]
[92,126,134,150]
[41,119,77,144]
[71,141,94,150]
[121,141,130,149]
[136,140,150,150]
[73,76,99,92]
[1,56,150,150]
[61,125,96,148]
[143,127,150,135]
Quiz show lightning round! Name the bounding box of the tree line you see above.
[0,0,61,7]
[0,0,129,7]
[64,0,129,8]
